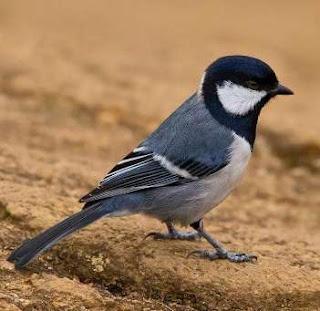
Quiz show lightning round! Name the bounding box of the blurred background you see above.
[0,1,319,310]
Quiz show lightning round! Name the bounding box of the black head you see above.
[204,56,278,91]
[201,56,293,104]
[199,55,293,146]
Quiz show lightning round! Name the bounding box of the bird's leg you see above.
[188,220,257,263]
[145,221,200,240]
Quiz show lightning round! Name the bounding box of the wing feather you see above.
[80,148,228,203]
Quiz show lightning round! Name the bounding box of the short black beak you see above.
[272,83,294,96]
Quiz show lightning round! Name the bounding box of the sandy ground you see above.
[0,1,319,310]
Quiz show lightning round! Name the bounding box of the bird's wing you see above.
[79,146,228,203]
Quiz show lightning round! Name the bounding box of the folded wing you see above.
[80,147,228,203]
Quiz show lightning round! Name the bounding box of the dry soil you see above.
[0,1,319,310]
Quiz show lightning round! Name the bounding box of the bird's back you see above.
[142,94,234,167]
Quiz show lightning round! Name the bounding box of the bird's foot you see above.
[188,249,257,263]
[145,231,200,241]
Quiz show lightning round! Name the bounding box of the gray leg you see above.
[189,220,257,263]
[145,221,200,240]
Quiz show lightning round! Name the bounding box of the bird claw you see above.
[143,232,159,241]
[188,249,257,263]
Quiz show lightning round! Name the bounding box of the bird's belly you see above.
[188,165,247,221]
[170,135,251,224]
[142,134,251,225]
[186,135,251,223]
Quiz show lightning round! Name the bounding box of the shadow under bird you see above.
[8,55,293,268]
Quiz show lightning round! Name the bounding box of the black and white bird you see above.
[8,55,293,268]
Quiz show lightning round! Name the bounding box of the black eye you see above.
[246,80,259,90]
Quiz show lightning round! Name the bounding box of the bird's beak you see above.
[271,83,294,96]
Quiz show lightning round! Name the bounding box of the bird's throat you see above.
[203,92,267,148]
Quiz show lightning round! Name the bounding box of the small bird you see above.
[8,55,293,268]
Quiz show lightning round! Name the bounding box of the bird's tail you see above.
[8,201,114,268]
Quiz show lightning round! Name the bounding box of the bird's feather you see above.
[80,146,228,203]
[80,95,233,204]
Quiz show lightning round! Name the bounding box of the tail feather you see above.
[8,202,111,268]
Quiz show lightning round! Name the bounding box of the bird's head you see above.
[199,55,293,116]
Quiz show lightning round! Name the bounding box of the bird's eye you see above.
[246,80,259,90]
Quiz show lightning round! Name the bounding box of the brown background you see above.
[0,1,319,310]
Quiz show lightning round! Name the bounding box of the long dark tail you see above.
[8,202,113,268]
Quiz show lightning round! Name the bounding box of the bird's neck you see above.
[202,92,268,148]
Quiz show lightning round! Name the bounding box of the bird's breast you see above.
[193,133,251,215]
[224,132,252,185]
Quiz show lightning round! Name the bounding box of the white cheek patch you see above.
[216,81,267,116]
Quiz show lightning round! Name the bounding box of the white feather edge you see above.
[102,151,198,185]
[152,154,198,180]
[197,71,207,97]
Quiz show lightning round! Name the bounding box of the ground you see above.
[0,1,319,310]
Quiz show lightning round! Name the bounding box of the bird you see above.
[8,55,293,268]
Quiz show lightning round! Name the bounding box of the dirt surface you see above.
[0,1,319,310]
